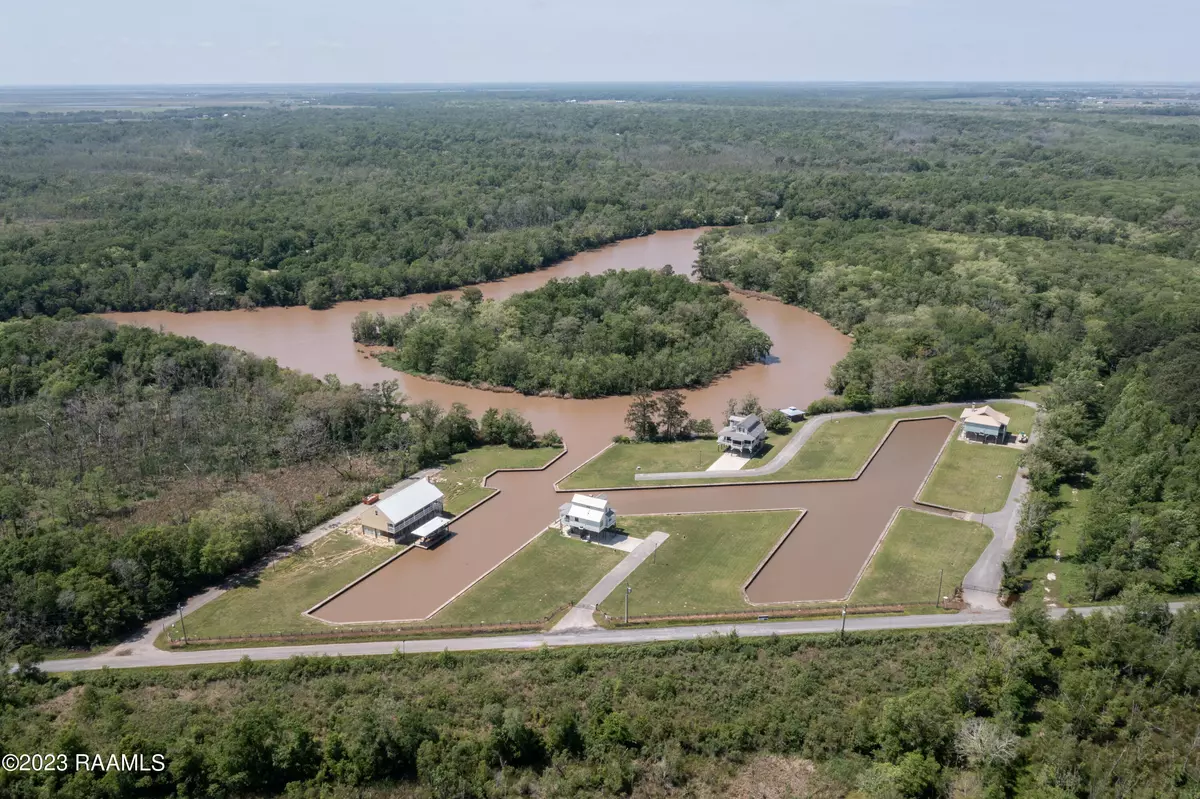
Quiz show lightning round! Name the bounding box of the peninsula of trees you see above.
[351,269,773,397]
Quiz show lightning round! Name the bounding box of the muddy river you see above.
[103,230,952,621]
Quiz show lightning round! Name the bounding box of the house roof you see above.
[959,405,1011,428]
[571,494,609,511]
[374,478,444,523]
[560,503,606,524]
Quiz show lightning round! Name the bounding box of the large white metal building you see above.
[360,478,450,548]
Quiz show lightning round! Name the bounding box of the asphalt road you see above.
[42,602,1177,674]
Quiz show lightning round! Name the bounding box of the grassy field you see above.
[173,531,399,640]
[738,408,951,483]
[1020,482,1094,605]
[920,440,1021,512]
[566,402,1033,491]
[433,445,561,514]
[850,510,993,605]
[596,512,799,617]
[432,532,625,624]
[560,426,797,489]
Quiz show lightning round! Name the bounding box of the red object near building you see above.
[362,494,380,505]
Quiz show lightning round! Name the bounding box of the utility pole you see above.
[177,603,188,645]
[840,605,847,640]
[936,569,944,608]
[625,585,632,625]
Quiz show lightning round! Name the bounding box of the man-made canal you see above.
[109,229,937,621]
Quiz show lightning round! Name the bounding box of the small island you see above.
[352,269,773,398]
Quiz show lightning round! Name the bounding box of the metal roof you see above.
[560,502,606,524]
[570,494,610,512]
[375,478,444,523]
[959,405,1011,427]
[409,515,450,540]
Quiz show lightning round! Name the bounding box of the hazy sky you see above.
[4,0,1198,85]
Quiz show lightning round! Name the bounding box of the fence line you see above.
[169,604,571,647]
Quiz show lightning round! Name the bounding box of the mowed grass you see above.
[850,510,992,605]
[920,439,1022,513]
[433,532,625,624]
[917,402,1034,512]
[433,445,561,515]
[561,438,723,489]
[562,426,800,489]
[175,531,399,639]
[738,408,951,483]
[596,512,799,617]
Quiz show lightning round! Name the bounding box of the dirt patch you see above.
[35,685,86,721]
[717,756,823,799]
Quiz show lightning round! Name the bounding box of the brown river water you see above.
[103,230,953,621]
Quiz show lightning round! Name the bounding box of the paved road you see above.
[553,531,670,631]
[41,602,1187,674]
[636,399,1037,481]
[115,469,436,655]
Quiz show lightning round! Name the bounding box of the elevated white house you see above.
[559,494,617,536]
[360,478,450,548]
[959,406,1011,444]
[718,413,767,456]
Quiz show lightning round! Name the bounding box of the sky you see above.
[3,0,1199,86]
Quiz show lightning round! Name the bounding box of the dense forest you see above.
[0,316,551,651]
[351,270,771,397]
[3,91,1198,320]
[3,595,1199,797]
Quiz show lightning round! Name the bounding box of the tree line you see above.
[351,269,772,397]
[0,316,554,650]
[3,95,1198,321]
[3,593,1198,797]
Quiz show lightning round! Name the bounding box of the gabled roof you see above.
[375,478,444,523]
[959,405,1011,428]
[560,494,612,525]
[571,494,610,512]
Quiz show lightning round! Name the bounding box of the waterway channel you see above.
[103,230,949,621]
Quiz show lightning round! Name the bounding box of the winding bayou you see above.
[104,229,952,621]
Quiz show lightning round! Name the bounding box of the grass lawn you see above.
[920,438,1022,513]
[1020,482,1094,605]
[596,511,799,617]
[850,510,993,605]
[432,532,625,624]
[562,426,800,489]
[433,445,561,515]
[174,531,399,639]
[738,408,951,483]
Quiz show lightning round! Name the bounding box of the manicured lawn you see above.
[432,531,625,624]
[562,425,800,489]
[920,438,1022,513]
[1020,482,1094,605]
[850,510,992,605]
[596,512,799,616]
[742,408,949,483]
[560,438,723,489]
[174,532,399,639]
[433,445,561,515]
[991,400,1036,439]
